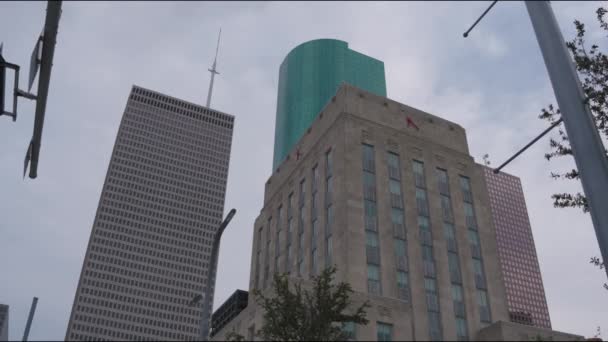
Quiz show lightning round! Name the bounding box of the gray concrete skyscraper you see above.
[0,304,8,341]
[65,85,234,341]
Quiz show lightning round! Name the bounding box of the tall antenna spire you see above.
[206,28,221,108]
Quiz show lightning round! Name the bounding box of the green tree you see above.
[239,266,369,341]
[538,6,608,290]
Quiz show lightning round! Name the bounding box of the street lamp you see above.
[191,208,236,341]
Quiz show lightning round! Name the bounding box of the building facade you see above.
[0,304,8,341]
[213,84,511,341]
[480,166,552,329]
[273,39,386,169]
[210,290,249,338]
[65,85,234,341]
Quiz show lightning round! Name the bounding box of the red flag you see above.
[406,117,420,131]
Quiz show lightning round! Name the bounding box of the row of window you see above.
[129,92,233,130]
[90,235,208,276]
[117,130,229,180]
[362,143,494,340]
[105,183,219,218]
[90,232,204,277]
[120,113,231,168]
[113,148,226,193]
[121,111,231,161]
[97,206,211,245]
[106,170,219,209]
[110,160,225,202]
[127,102,232,142]
[255,149,335,288]
[81,261,201,304]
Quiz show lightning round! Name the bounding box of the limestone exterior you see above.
[213,83,511,341]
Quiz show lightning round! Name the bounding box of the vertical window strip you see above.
[437,168,468,340]
[389,152,409,302]
[255,227,262,289]
[326,149,333,268]
[275,206,282,273]
[298,180,305,276]
[460,176,491,324]
[363,144,381,295]
[414,160,442,341]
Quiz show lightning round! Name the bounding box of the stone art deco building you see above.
[213,83,511,341]
[65,85,234,341]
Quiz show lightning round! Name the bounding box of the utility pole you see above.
[199,208,236,341]
[206,29,221,108]
[526,1,608,278]
[22,297,38,341]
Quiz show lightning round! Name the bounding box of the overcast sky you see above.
[1,1,607,340]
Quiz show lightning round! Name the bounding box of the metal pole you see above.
[28,0,62,179]
[200,209,236,341]
[22,297,38,341]
[493,118,563,174]
[463,0,498,37]
[206,29,221,108]
[526,1,608,278]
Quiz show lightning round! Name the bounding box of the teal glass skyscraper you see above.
[272,39,387,169]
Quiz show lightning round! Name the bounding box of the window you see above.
[444,223,457,252]
[416,188,429,217]
[413,160,426,188]
[478,290,491,322]
[326,149,333,177]
[389,180,403,208]
[366,231,380,265]
[287,193,294,218]
[299,179,306,205]
[367,264,381,295]
[326,205,333,237]
[326,177,334,204]
[377,322,393,341]
[362,144,375,172]
[342,322,356,341]
[397,271,409,301]
[460,176,472,203]
[440,195,453,223]
[448,252,462,284]
[326,235,333,267]
[312,192,319,219]
[394,239,408,271]
[364,200,378,232]
[452,284,466,318]
[363,171,376,201]
[428,311,443,341]
[275,206,283,272]
[436,168,450,195]
[311,249,318,276]
[387,152,401,180]
[473,259,486,289]
[312,165,320,193]
[391,208,405,239]
[464,203,476,229]
[455,317,468,341]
